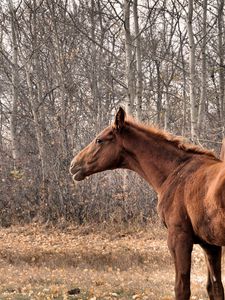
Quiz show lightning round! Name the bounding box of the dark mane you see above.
[125,118,216,159]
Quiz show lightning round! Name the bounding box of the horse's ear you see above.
[114,107,126,132]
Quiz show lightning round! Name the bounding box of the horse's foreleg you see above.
[200,243,224,300]
[167,228,193,300]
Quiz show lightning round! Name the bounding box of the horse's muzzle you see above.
[70,161,86,181]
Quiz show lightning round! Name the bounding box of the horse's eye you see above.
[96,138,103,144]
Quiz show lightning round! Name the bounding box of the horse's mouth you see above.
[70,163,86,181]
[72,170,86,181]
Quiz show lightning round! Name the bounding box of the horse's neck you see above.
[122,128,189,192]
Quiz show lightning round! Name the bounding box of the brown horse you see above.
[70,107,225,300]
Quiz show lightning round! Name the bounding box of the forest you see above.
[0,0,224,226]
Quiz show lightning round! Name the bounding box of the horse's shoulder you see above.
[157,157,220,226]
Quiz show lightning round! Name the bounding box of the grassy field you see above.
[0,222,218,299]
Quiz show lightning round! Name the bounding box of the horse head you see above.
[70,107,126,181]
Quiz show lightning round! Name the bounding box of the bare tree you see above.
[133,0,143,120]
[198,0,207,132]
[46,0,69,161]
[187,0,198,142]
[218,0,225,127]
[8,0,20,162]
[123,0,135,115]
[1,0,225,226]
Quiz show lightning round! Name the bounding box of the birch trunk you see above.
[156,60,163,126]
[9,0,20,162]
[0,102,2,150]
[123,0,135,115]
[164,85,169,131]
[187,0,198,142]
[181,59,187,136]
[90,0,101,128]
[198,0,207,131]
[218,0,225,125]
[133,0,142,121]
[177,8,187,136]
[123,0,136,198]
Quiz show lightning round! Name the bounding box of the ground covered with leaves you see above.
[0,222,219,299]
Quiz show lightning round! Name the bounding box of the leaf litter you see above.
[0,223,219,299]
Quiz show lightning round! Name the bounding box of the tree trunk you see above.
[218,0,225,126]
[123,0,135,115]
[49,0,69,161]
[90,0,101,128]
[9,0,20,162]
[177,5,187,136]
[0,102,3,150]
[133,0,142,121]
[155,60,162,126]
[20,0,50,208]
[164,90,169,131]
[198,0,207,132]
[187,0,198,142]
[123,0,136,199]
[25,67,45,173]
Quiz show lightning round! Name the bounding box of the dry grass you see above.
[0,222,219,299]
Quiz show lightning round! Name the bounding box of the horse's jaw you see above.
[72,169,87,181]
[70,163,87,181]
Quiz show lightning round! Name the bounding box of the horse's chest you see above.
[157,179,187,226]
[157,169,204,229]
